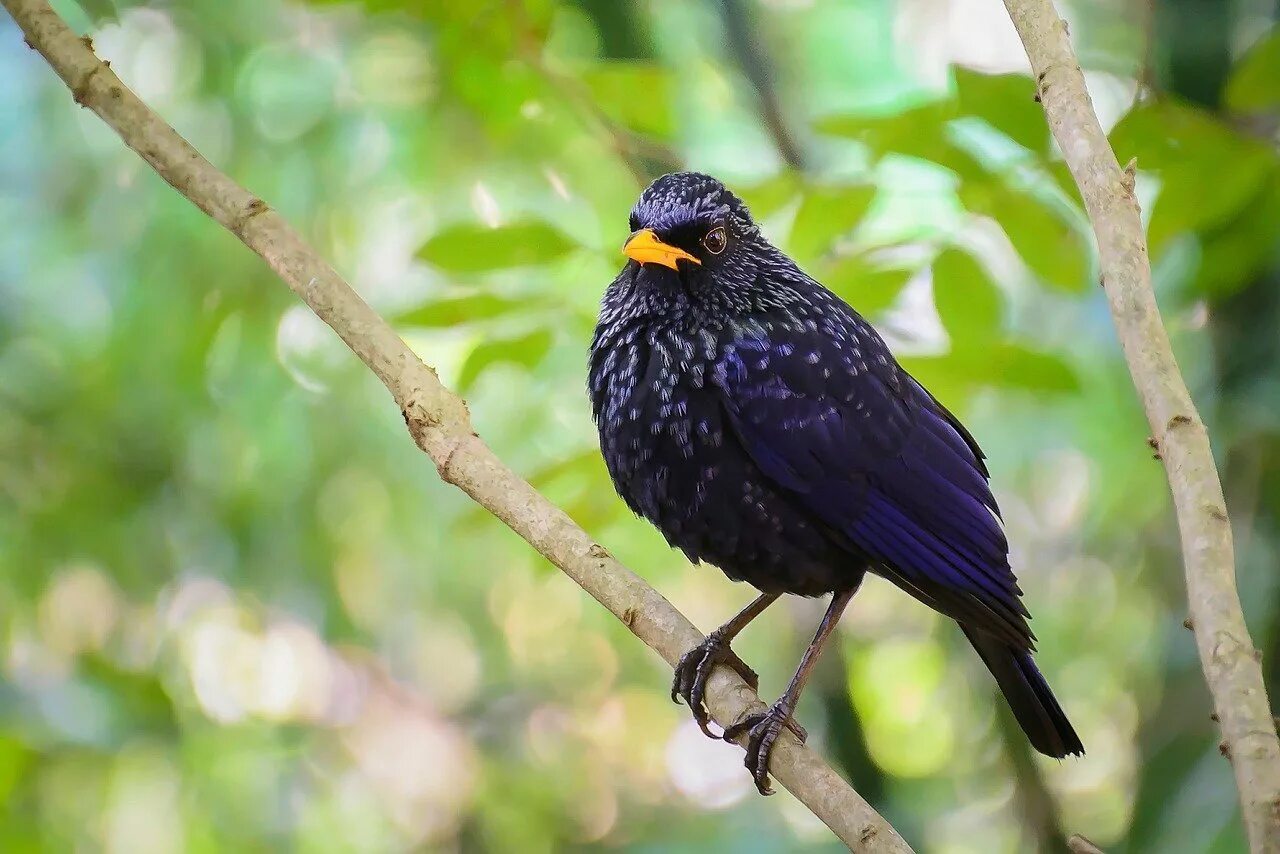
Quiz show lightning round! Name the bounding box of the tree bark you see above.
[0,0,912,850]
[1002,1,1280,851]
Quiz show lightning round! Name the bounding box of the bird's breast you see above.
[589,324,728,516]
[588,316,863,595]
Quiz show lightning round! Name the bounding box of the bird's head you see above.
[622,172,762,283]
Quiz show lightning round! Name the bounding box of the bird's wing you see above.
[713,315,1033,649]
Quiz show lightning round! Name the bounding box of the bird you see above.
[587,171,1083,795]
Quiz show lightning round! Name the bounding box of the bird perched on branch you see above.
[588,172,1083,794]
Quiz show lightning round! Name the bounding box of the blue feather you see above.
[713,314,1033,647]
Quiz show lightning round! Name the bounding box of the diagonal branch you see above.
[0,0,911,850]
[1001,2,1280,851]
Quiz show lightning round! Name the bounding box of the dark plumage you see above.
[589,172,1082,793]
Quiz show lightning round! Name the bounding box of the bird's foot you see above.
[722,700,806,796]
[671,631,759,738]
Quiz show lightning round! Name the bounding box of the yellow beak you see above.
[623,229,700,270]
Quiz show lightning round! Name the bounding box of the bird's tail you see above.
[962,627,1084,758]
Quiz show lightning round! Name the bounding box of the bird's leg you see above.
[672,592,779,738]
[723,587,856,795]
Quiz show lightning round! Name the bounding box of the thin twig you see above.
[0,0,911,850]
[506,0,681,184]
[1002,2,1280,851]
[1134,0,1156,104]
[716,0,807,171]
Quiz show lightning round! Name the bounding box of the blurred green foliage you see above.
[1,0,1278,851]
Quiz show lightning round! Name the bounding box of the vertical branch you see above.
[1001,2,1280,851]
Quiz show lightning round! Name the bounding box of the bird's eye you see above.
[702,226,727,255]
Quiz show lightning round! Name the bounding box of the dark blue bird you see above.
[589,172,1083,794]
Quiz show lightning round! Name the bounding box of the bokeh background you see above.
[2,0,1278,851]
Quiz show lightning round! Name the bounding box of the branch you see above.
[996,705,1070,851]
[507,1,681,185]
[1002,2,1280,851]
[0,1,911,850]
[1067,835,1107,854]
[715,0,808,171]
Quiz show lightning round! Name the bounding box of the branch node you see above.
[435,435,468,484]
[71,62,105,107]
[1184,617,1195,631]
[1121,157,1138,193]
[79,34,93,51]
[234,197,271,234]
[400,396,441,457]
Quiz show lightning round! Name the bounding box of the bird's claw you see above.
[671,632,759,738]
[721,701,805,796]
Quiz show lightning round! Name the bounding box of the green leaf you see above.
[582,62,675,138]
[417,221,578,273]
[737,172,801,221]
[1109,100,1243,171]
[954,67,1050,154]
[787,184,877,263]
[820,256,915,315]
[394,293,529,327]
[1148,159,1274,256]
[1109,100,1273,172]
[80,655,178,738]
[1226,30,1280,112]
[988,344,1079,392]
[456,329,554,393]
[902,344,1077,395]
[815,98,984,177]
[1193,175,1280,297]
[959,180,1091,292]
[527,449,604,490]
[816,100,954,158]
[932,247,1001,347]
[1110,100,1276,256]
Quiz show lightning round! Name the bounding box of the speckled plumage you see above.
[589,172,1082,763]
